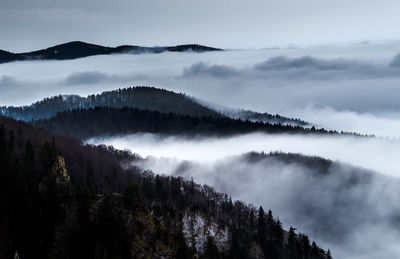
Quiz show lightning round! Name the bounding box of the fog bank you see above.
[87,132,400,177]
[130,154,400,259]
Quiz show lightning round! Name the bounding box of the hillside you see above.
[0,87,309,127]
[33,106,339,140]
[221,109,309,126]
[0,87,221,121]
[0,116,331,258]
[0,41,222,63]
[0,50,25,63]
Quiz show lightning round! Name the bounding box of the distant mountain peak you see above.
[0,42,223,63]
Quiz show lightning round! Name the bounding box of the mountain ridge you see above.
[0,86,307,127]
[33,106,339,140]
[0,41,223,63]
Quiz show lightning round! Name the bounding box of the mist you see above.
[87,132,400,177]
[2,43,400,137]
[86,132,400,259]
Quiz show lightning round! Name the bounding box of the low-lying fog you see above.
[3,42,400,137]
[88,133,400,259]
[87,132,400,177]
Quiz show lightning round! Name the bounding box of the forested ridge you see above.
[0,116,331,258]
[0,87,306,126]
[33,106,356,140]
[0,87,221,121]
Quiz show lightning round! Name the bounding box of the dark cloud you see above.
[64,71,109,85]
[389,53,400,67]
[0,75,19,87]
[182,62,239,78]
[254,56,358,71]
[181,54,400,82]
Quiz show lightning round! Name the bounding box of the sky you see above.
[2,0,400,51]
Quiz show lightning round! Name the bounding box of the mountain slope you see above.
[0,87,309,127]
[0,50,25,63]
[220,108,309,126]
[0,116,331,258]
[33,106,339,140]
[0,87,222,121]
[0,41,222,63]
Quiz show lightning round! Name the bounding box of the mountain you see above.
[0,116,331,258]
[33,106,338,140]
[220,109,309,126]
[0,41,223,63]
[0,87,308,127]
[0,50,25,63]
[0,87,221,121]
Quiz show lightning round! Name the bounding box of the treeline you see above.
[225,109,309,126]
[0,87,221,121]
[245,151,333,174]
[34,106,344,140]
[0,116,331,258]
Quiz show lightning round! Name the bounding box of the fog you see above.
[87,133,400,177]
[2,42,400,137]
[87,132,400,258]
[86,133,400,259]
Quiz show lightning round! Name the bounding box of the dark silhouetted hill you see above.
[0,87,222,121]
[33,106,341,140]
[0,87,310,127]
[0,41,222,63]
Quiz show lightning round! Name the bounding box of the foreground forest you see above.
[0,116,331,259]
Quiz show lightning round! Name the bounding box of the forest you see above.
[33,106,357,140]
[0,87,304,126]
[0,115,331,258]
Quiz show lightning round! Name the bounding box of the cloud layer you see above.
[130,152,400,259]
[86,132,400,177]
[183,55,400,80]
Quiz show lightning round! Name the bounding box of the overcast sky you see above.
[1,0,400,51]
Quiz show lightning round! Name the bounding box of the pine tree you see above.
[203,236,220,259]
[301,234,310,259]
[287,227,297,257]
[123,181,141,208]
[326,249,333,259]
[175,228,190,259]
[7,129,15,153]
[0,124,6,168]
